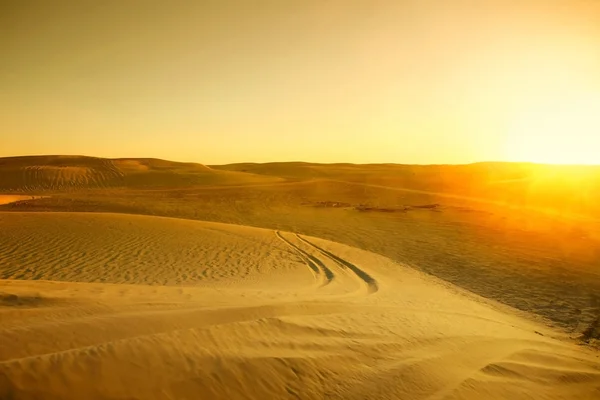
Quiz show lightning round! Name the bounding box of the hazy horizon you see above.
[5,152,600,167]
[2,1,600,165]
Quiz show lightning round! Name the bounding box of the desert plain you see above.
[0,155,599,399]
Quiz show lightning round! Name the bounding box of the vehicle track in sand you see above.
[275,231,334,288]
[295,234,379,295]
[276,231,379,296]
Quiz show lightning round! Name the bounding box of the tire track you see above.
[296,234,379,294]
[275,231,334,287]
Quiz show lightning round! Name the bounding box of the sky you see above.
[1,0,600,165]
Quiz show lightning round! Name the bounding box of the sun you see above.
[505,95,600,165]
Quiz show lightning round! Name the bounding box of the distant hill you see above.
[213,161,600,219]
[211,161,540,186]
[0,155,283,191]
[2,156,600,218]
[213,160,600,194]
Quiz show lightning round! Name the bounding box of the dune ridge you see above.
[0,155,282,191]
[3,155,600,221]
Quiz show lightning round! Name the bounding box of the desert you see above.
[3,1,600,398]
[0,156,599,399]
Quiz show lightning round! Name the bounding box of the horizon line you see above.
[1,153,600,168]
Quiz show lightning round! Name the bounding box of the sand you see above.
[0,156,282,191]
[0,195,45,206]
[1,156,599,398]
[1,212,599,399]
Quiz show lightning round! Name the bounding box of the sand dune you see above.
[1,212,599,399]
[213,161,600,219]
[4,173,600,337]
[4,155,600,219]
[0,156,282,191]
[1,156,600,398]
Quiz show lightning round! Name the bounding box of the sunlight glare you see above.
[505,94,600,165]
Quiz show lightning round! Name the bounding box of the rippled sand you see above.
[1,212,598,399]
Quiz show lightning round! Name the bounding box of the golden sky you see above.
[1,1,599,164]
